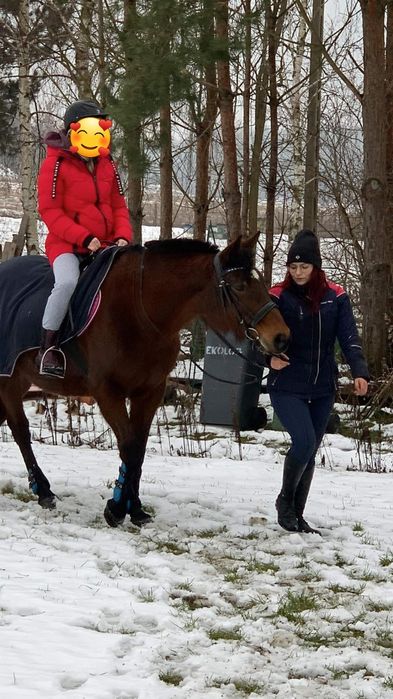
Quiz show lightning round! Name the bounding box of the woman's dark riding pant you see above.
[269,393,335,466]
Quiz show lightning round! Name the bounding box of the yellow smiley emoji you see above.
[69,116,112,158]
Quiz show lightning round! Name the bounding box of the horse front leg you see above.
[96,382,166,528]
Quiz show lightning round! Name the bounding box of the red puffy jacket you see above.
[38,131,133,264]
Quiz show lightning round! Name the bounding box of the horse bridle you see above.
[213,253,277,344]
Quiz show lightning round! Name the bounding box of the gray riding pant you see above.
[42,253,80,331]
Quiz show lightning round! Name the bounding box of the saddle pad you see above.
[0,246,123,376]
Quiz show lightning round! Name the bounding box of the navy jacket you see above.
[267,280,369,398]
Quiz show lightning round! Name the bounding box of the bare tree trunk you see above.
[360,0,389,375]
[386,3,393,360]
[160,101,173,240]
[215,0,241,240]
[241,0,251,237]
[288,10,307,241]
[249,36,268,237]
[127,128,143,245]
[98,0,107,106]
[18,0,38,254]
[75,0,94,99]
[124,0,143,244]
[193,3,218,241]
[303,0,324,231]
[264,0,287,286]
[264,3,278,286]
[194,64,218,240]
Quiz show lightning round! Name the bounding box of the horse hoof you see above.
[130,509,153,527]
[104,501,125,528]
[38,494,56,510]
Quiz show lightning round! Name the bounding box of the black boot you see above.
[36,329,65,378]
[275,453,305,532]
[294,463,321,535]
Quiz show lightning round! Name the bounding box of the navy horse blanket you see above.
[0,246,123,376]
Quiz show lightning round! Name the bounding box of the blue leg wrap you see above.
[27,468,39,495]
[113,462,132,513]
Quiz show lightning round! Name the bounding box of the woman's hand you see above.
[87,237,101,252]
[354,378,368,396]
[270,354,290,370]
[116,238,129,247]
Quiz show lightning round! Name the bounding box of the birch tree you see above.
[18,0,38,254]
[215,0,241,240]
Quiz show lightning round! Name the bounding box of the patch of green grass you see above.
[246,558,279,574]
[277,590,318,622]
[380,551,393,567]
[302,625,365,648]
[334,552,350,568]
[189,431,218,441]
[223,568,243,583]
[208,628,243,642]
[326,665,350,680]
[176,580,193,592]
[266,548,286,557]
[137,587,155,603]
[14,489,36,503]
[233,678,265,695]
[365,599,393,612]
[0,480,15,495]
[352,521,364,533]
[361,533,380,546]
[158,671,183,686]
[383,676,393,689]
[179,594,210,611]
[349,567,386,583]
[209,677,230,689]
[197,525,227,538]
[1,481,36,503]
[142,503,156,517]
[155,540,189,556]
[240,530,260,540]
[375,628,393,649]
[328,582,366,595]
[301,631,335,648]
[295,567,321,583]
[237,435,257,444]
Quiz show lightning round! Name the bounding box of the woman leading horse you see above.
[0,235,289,527]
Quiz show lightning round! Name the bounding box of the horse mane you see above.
[144,238,218,256]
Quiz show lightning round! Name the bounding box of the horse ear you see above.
[220,235,242,267]
[240,231,260,249]
[219,235,242,268]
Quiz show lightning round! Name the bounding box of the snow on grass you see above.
[0,401,392,699]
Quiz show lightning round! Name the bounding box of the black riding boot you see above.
[294,463,321,535]
[275,453,305,531]
[36,328,65,378]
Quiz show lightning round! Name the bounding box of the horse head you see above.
[214,233,290,356]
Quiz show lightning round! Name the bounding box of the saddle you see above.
[0,246,122,377]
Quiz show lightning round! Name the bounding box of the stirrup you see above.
[39,347,66,378]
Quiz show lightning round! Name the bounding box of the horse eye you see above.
[232,281,247,292]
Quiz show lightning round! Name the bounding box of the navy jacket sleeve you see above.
[336,293,370,380]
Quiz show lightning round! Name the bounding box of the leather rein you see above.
[213,253,277,346]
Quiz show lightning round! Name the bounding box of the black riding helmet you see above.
[64,100,107,131]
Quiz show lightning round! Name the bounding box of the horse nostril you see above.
[274,333,289,354]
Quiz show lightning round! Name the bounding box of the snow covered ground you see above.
[0,397,393,699]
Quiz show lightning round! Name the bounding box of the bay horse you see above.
[0,234,289,527]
